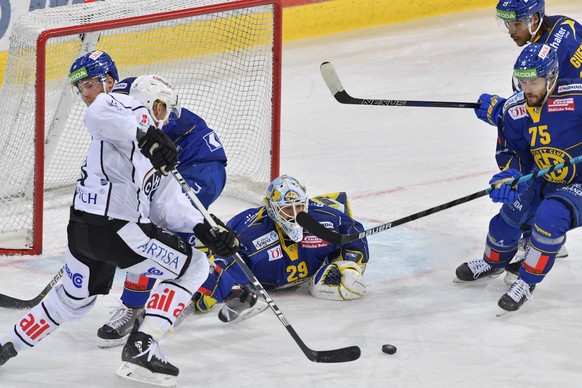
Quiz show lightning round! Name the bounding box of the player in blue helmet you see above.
[0,49,239,385]
[455,44,582,314]
[496,0,545,46]
[68,50,119,105]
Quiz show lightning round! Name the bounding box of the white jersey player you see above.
[0,50,240,387]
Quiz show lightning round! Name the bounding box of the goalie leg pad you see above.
[309,260,365,301]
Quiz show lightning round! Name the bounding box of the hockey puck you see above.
[382,344,397,354]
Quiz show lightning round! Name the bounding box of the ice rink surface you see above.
[1,1,582,387]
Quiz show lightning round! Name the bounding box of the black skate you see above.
[116,331,178,387]
[454,259,504,282]
[0,342,17,366]
[97,304,145,348]
[218,283,268,323]
[498,278,535,314]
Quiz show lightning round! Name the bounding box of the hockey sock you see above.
[120,273,156,308]
[143,281,192,339]
[7,302,60,352]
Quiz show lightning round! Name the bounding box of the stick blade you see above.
[320,61,346,96]
[296,212,343,245]
[309,345,361,363]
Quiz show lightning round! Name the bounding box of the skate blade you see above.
[97,336,129,349]
[116,361,177,387]
[496,308,510,317]
[219,300,269,323]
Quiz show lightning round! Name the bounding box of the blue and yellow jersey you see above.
[497,79,582,184]
[224,192,369,290]
[535,15,582,79]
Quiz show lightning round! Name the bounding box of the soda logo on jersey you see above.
[19,313,53,342]
[508,103,527,120]
[65,264,84,288]
[253,231,279,250]
[362,99,406,106]
[547,98,575,112]
[146,287,186,318]
[301,235,328,248]
[558,84,582,93]
[143,170,161,199]
[268,245,283,261]
[137,241,182,270]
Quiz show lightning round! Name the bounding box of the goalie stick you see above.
[169,169,361,363]
[0,266,64,309]
[297,155,582,245]
[320,61,479,109]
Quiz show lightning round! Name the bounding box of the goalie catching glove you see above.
[309,260,365,301]
[137,125,178,175]
[194,215,240,257]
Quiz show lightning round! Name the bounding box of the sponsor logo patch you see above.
[508,103,528,119]
[252,231,279,250]
[301,234,328,248]
[557,84,582,93]
[267,245,283,261]
[547,98,575,112]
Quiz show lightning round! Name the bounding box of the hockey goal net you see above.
[0,0,281,255]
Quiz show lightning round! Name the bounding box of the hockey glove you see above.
[194,215,240,257]
[488,168,525,204]
[474,93,506,127]
[137,126,178,175]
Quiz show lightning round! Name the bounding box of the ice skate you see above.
[497,278,535,315]
[116,331,178,387]
[454,259,504,283]
[218,283,268,323]
[97,304,145,348]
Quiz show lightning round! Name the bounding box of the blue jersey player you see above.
[97,75,228,347]
[455,43,582,314]
[475,0,582,127]
[192,175,370,323]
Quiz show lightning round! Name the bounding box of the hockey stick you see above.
[170,169,360,363]
[297,155,582,245]
[0,266,64,309]
[320,61,479,108]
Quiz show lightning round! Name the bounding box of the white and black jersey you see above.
[74,92,203,233]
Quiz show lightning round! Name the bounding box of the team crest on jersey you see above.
[557,84,582,93]
[547,98,575,112]
[267,245,283,261]
[143,170,162,200]
[252,231,279,250]
[301,235,327,248]
[508,103,527,120]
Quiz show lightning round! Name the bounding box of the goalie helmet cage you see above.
[0,0,282,255]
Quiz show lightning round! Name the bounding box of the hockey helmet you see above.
[68,50,119,86]
[130,75,181,123]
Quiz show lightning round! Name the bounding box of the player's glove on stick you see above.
[488,168,525,204]
[138,125,178,175]
[474,93,506,127]
[194,214,240,257]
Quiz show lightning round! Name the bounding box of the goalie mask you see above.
[68,50,119,88]
[265,175,308,243]
[131,75,182,125]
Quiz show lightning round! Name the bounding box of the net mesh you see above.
[0,0,280,252]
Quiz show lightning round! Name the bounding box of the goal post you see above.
[0,0,282,255]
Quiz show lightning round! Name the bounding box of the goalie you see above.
[192,175,370,323]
